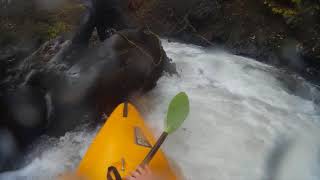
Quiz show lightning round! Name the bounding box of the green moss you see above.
[38,1,84,40]
[291,0,302,5]
[0,0,85,42]
[264,0,299,18]
[271,6,298,17]
[264,0,319,25]
[46,22,71,39]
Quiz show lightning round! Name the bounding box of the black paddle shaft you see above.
[141,132,168,165]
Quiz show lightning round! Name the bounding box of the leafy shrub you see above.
[264,0,320,25]
[264,0,319,16]
[0,0,85,42]
[47,22,71,39]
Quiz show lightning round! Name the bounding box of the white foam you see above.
[1,40,320,180]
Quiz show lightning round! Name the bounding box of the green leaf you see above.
[165,92,190,134]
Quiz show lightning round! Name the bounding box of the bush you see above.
[0,0,85,42]
[47,22,71,39]
[264,0,320,25]
[264,0,319,17]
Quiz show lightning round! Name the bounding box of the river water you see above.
[1,40,320,180]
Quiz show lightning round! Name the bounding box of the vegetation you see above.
[0,0,85,45]
[264,0,320,25]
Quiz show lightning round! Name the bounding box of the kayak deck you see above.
[77,103,177,180]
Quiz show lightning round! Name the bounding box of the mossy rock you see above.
[0,0,85,43]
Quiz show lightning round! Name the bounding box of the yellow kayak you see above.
[77,103,178,180]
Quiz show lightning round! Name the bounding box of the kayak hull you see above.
[77,103,178,180]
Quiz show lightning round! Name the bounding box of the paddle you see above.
[141,92,190,165]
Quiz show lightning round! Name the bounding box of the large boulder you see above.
[0,28,175,171]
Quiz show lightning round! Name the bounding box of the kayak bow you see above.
[77,103,178,180]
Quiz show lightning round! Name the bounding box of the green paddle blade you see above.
[165,92,190,134]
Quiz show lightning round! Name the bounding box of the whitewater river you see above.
[1,40,320,180]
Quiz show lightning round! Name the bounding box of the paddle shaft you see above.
[141,132,168,165]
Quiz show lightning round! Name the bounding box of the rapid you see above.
[1,40,320,180]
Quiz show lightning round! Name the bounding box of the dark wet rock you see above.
[0,28,175,171]
[0,0,84,84]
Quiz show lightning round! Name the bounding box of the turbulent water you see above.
[1,40,320,180]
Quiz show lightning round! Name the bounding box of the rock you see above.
[0,0,85,84]
[0,0,180,172]
[0,28,175,171]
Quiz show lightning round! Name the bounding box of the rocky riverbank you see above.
[0,0,174,171]
[1,0,319,85]
[124,0,320,85]
[0,0,84,82]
